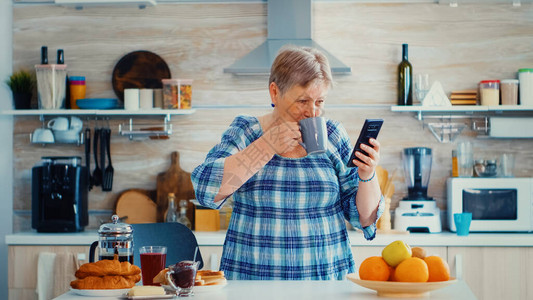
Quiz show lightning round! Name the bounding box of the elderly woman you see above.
[191,46,383,280]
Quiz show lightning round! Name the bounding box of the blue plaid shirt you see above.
[191,115,384,280]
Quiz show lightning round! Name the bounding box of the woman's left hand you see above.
[351,138,381,180]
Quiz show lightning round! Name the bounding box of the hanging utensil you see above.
[92,126,102,187]
[102,128,114,191]
[85,127,92,190]
[99,126,107,191]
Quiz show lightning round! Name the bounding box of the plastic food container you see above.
[479,80,500,106]
[500,79,519,105]
[518,68,533,106]
[162,79,193,109]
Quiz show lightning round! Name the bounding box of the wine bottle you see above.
[398,43,413,106]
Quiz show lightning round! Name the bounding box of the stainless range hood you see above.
[223,0,351,75]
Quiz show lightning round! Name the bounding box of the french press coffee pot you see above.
[89,215,134,263]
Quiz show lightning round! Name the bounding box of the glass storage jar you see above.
[518,68,533,106]
[479,80,500,106]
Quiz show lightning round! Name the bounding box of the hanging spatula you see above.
[92,127,102,187]
[102,128,114,191]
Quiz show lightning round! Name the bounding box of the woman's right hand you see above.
[262,121,301,154]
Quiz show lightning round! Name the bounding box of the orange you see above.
[359,256,391,281]
[394,257,429,282]
[388,266,397,281]
[424,256,451,282]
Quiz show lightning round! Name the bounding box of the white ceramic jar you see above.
[519,68,533,106]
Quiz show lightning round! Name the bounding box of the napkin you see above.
[53,252,82,298]
[36,252,56,300]
[422,81,452,107]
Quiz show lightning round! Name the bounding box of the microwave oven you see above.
[447,177,533,232]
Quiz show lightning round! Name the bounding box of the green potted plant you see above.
[5,69,35,109]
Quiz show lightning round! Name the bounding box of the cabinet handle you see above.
[454,254,463,280]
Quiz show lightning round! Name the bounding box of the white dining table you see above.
[53,279,477,300]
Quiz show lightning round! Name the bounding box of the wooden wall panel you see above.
[11,2,533,231]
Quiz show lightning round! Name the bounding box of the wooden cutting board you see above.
[111,50,171,101]
[115,189,157,224]
[156,151,196,225]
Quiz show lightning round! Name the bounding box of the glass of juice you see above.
[139,246,167,286]
[165,260,199,297]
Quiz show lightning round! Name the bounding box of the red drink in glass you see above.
[139,246,167,286]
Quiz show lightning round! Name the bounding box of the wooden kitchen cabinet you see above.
[447,247,533,300]
[8,245,90,300]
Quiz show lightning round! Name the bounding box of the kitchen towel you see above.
[36,252,56,300]
[422,81,452,107]
[53,252,82,298]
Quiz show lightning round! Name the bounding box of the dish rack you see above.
[118,118,172,140]
[29,130,84,146]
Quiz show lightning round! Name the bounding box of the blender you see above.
[394,147,442,233]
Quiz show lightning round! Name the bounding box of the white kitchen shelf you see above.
[0,109,195,116]
[391,105,533,142]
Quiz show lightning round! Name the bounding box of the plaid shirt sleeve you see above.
[191,115,252,209]
[327,120,385,241]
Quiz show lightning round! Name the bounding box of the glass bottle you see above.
[452,150,459,177]
[177,200,192,229]
[398,43,413,106]
[165,193,178,223]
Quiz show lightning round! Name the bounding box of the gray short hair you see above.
[269,46,333,96]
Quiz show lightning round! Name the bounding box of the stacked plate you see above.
[450,90,477,105]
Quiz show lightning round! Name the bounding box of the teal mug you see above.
[454,212,472,236]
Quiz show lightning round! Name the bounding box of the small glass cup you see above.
[414,74,430,102]
[456,141,473,177]
[500,153,515,177]
[166,260,199,297]
[139,246,167,286]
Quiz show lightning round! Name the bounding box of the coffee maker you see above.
[394,147,442,233]
[32,156,88,232]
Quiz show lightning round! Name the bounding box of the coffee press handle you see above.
[89,241,98,263]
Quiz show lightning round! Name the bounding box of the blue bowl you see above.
[76,98,120,109]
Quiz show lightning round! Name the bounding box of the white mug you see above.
[69,116,83,130]
[47,117,69,131]
[32,128,55,143]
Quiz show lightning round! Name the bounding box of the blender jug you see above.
[89,215,134,263]
[402,147,432,200]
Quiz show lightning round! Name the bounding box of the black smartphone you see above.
[347,119,384,167]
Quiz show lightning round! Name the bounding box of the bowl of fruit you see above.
[347,241,457,297]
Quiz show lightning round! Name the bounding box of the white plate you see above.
[70,288,130,297]
[194,280,227,293]
[346,273,457,297]
[120,294,174,300]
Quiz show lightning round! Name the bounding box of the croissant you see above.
[70,274,141,290]
[75,259,141,279]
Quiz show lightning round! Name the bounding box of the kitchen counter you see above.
[6,230,533,247]
[53,279,476,300]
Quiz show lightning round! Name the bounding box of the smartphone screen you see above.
[347,119,384,167]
